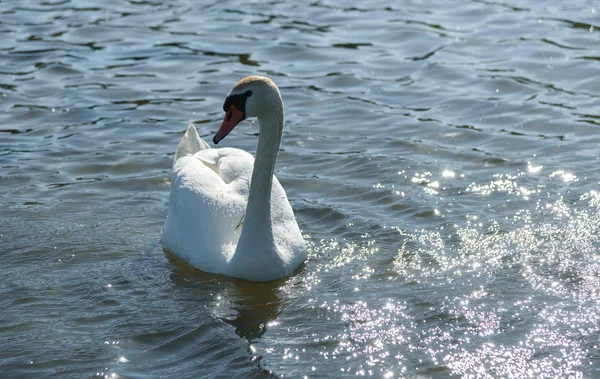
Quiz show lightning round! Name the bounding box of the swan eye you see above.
[245,90,252,97]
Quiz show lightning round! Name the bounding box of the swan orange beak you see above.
[214,105,245,144]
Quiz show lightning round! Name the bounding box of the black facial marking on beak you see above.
[222,90,253,116]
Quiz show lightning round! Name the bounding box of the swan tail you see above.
[173,123,211,166]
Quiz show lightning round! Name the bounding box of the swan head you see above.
[213,76,283,144]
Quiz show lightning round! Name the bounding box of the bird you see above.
[161,76,307,282]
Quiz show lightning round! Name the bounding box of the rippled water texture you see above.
[1,0,600,377]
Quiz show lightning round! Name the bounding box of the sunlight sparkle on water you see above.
[383,178,600,375]
[527,162,543,173]
[442,170,456,178]
[550,170,577,183]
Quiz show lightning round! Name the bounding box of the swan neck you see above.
[240,110,283,238]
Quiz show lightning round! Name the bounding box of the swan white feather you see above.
[161,76,306,282]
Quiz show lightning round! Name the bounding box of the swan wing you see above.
[173,124,211,165]
[162,147,254,274]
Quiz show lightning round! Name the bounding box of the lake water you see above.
[1,0,600,377]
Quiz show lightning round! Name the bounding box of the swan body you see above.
[161,76,306,282]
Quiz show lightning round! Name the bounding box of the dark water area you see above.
[1,0,600,377]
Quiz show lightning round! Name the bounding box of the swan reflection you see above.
[221,279,285,340]
[166,248,287,341]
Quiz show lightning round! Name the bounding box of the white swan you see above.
[161,76,307,282]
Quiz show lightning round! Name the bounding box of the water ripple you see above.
[2,0,600,377]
